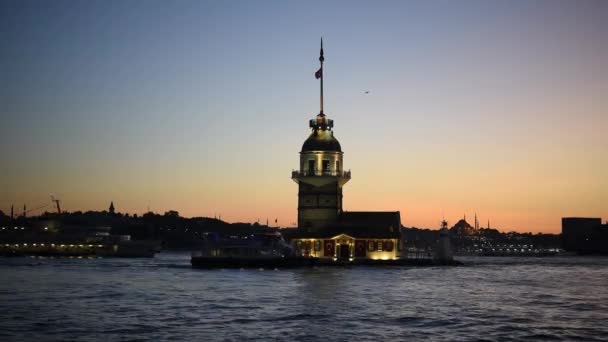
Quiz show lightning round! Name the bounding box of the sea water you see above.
[1,253,607,341]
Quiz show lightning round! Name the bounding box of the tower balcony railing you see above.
[292,170,351,179]
[309,118,333,130]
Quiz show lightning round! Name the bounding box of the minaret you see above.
[109,201,115,214]
[10,205,14,220]
[23,204,26,218]
[292,39,351,231]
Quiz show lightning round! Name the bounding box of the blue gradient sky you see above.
[1,0,606,232]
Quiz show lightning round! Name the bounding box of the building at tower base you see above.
[289,211,403,261]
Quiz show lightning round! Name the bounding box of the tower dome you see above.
[301,113,341,152]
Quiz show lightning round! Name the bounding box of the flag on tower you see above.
[315,67,322,79]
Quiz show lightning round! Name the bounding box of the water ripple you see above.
[1,254,607,341]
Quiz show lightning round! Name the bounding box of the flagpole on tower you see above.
[317,37,325,115]
[320,38,324,114]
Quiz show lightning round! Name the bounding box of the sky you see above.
[1,0,606,233]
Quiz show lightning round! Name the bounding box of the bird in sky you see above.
[364,91,370,94]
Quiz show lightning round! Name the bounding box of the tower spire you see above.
[315,37,325,115]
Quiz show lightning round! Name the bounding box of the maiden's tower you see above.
[289,40,404,262]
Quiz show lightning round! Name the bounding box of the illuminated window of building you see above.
[367,241,374,251]
[314,240,321,251]
[322,160,330,174]
[377,241,383,251]
[385,241,394,252]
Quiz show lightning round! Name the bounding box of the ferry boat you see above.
[190,231,315,268]
[0,225,160,258]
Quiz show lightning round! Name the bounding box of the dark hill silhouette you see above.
[0,209,561,252]
[0,210,278,250]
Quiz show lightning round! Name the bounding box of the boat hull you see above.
[191,256,316,269]
[190,256,462,268]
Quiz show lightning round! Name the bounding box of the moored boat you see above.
[190,231,315,268]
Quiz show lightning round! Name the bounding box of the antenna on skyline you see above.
[50,194,61,214]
